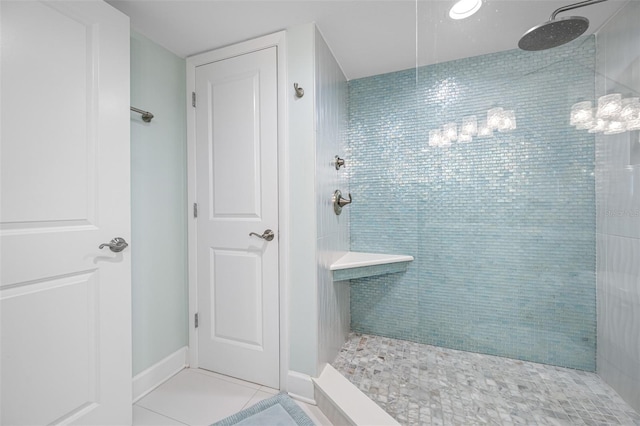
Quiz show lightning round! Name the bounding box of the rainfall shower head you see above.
[518,16,589,51]
[518,0,608,51]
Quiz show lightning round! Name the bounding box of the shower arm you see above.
[550,0,608,20]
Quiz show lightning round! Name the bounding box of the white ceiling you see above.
[107,0,628,80]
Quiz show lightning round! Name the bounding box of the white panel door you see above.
[0,1,131,425]
[195,47,279,388]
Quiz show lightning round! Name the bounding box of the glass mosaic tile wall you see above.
[348,36,596,371]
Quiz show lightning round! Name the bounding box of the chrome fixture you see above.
[335,155,345,170]
[294,83,304,98]
[518,0,608,51]
[130,106,154,122]
[99,237,129,253]
[249,229,275,241]
[333,190,352,215]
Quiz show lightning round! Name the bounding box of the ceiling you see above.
[107,0,628,80]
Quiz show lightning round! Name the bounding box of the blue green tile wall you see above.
[348,36,596,371]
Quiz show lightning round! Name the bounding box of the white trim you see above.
[185,31,289,389]
[312,365,400,426]
[287,370,316,403]
[275,32,291,393]
[132,347,188,403]
[315,387,354,426]
[186,50,198,370]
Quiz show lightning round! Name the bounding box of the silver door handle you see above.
[99,237,129,252]
[249,229,275,241]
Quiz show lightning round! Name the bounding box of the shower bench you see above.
[330,252,414,281]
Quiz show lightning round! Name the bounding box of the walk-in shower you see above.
[328,0,640,423]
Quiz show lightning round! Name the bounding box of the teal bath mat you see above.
[212,393,316,426]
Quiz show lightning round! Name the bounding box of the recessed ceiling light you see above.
[449,0,482,20]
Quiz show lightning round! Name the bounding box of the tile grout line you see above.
[240,388,262,410]
[189,368,263,392]
[134,404,190,426]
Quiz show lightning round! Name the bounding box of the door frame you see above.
[185,31,289,389]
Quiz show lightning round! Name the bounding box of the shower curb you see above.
[312,364,399,426]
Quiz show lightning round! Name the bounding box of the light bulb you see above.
[604,120,626,135]
[570,101,593,126]
[596,93,622,119]
[487,107,504,130]
[477,120,493,137]
[620,97,640,121]
[461,115,478,136]
[443,123,458,141]
[458,133,473,143]
[588,119,608,133]
[429,130,441,147]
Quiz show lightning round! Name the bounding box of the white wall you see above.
[131,31,188,375]
[315,28,350,371]
[595,1,640,412]
[287,23,319,378]
[287,23,351,381]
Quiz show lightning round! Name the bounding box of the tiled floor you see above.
[333,333,640,426]
[133,368,332,425]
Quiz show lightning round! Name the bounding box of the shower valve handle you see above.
[333,190,352,215]
[337,192,352,207]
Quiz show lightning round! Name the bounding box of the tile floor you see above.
[333,333,640,426]
[133,368,332,425]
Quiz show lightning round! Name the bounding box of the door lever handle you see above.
[99,237,129,253]
[249,229,275,241]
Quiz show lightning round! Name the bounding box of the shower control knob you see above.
[337,193,352,207]
[333,190,352,215]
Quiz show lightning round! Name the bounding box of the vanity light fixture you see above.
[449,0,483,20]
[428,107,515,148]
[571,94,640,135]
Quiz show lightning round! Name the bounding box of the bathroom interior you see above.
[126,1,640,424]
[2,0,639,424]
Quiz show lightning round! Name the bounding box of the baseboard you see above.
[132,346,188,403]
[286,370,316,404]
[313,364,399,426]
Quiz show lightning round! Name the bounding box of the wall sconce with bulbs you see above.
[429,107,516,148]
[571,94,640,134]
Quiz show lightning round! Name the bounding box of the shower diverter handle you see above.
[337,192,352,207]
[333,190,352,215]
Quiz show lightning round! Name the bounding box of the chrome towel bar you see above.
[130,106,154,122]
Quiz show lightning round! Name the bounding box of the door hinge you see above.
[192,92,196,108]
[193,202,198,218]
[195,313,199,328]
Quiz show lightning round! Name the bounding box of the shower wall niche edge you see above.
[315,25,351,373]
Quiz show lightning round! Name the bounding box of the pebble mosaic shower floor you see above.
[332,333,640,425]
